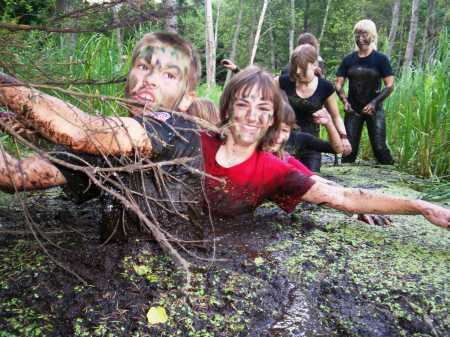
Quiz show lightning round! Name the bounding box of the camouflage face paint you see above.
[139,45,155,64]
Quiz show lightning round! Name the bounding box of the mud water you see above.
[0,164,449,336]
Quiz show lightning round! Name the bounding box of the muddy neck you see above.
[295,76,318,99]
[216,137,257,168]
[357,47,374,58]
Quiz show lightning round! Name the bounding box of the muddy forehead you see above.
[137,42,189,76]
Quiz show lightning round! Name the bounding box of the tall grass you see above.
[360,32,449,178]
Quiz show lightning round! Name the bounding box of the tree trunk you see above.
[303,0,310,32]
[419,0,436,65]
[112,5,124,63]
[318,0,331,42]
[225,0,244,84]
[56,0,77,52]
[164,0,178,33]
[248,0,258,57]
[289,0,295,55]
[250,0,270,65]
[214,0,221,50]
[403,0,420,71]
[205,0,216,87]
[386,0,401,59]
[269,25,276,69]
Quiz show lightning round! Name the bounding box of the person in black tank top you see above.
[336,19,395,164]
[277,44,351,171]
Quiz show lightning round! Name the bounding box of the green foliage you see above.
[0,0,55,24]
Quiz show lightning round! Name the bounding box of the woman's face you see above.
[296,62,316,83]
[269,122,291,152]
[354,29,373,51]
[228,84,274,148]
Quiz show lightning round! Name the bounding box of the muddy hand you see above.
[354,214,392,226]
[0,111,36,138]
[420,202,450,230]
[342,138,352,156]
[312,108,331,125]
[362,102,376,116]
[344,102,353,113]
[314,66,323,78]
[221,59,237,72]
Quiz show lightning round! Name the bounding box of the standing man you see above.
[335,19,395,164]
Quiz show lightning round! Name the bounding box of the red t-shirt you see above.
[201,133,315,216]
[284,154,314,177]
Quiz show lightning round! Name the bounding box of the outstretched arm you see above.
[302,182,450,229]
[0,150,66,193]
[0,72,151,156]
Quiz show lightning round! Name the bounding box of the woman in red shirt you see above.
[201,65,449,229]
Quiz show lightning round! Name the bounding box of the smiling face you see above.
[126,41,193,116]
[354,29,373,51]
[270,122,291,152]
[229,85,275,148]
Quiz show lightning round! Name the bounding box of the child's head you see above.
[125,32,201,115]
[219,65,283,150]
[187,98,220,125]
[296,32,320,52]
[288,44,318,83]
[265,101,296,156]
[353,19,378,51]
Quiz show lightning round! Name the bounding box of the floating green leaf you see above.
[147,306,168,325]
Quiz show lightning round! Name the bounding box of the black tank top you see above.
[279,75,335,126]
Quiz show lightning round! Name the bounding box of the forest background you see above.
[0,0,448,179]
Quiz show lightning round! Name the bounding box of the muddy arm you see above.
[302,182,450,229]
[0,150,66,193]
[0,72,151,156]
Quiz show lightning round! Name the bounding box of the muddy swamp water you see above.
[0,163,449,337]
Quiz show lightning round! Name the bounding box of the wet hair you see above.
[279,101,297,128]
[296,32,320,52]
[288,44,318,82]
[187,98,220,125]
[265,101,297,158]
[353,19,378,50]
[126,31,201,93]
[219,65,283,150]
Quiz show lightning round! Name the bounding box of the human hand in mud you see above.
[0,111,37,140]
[221,59,238,72]
[419,201,450,230]
[342,138,352,156]
[353,214,392,227]
[344,102,353,113]
[314,65,323,78]
[312,108,331,125]
[362,102,376,116]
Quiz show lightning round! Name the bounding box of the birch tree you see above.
[250,0,270,65]
[289,0,295,56]
[386,0,401,59]
[225,0,244,84]
[205,0,216,87]
[419,0,436,65]
[319,0,331,42]
[403,0,420,71]
[164,0,178,33]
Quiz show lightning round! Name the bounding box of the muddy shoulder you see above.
[0,164,449,337]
